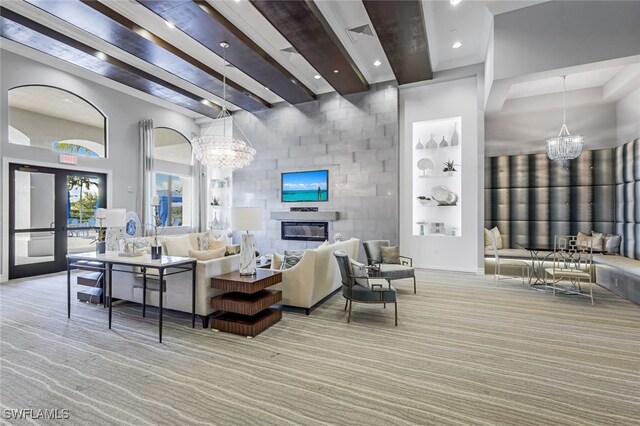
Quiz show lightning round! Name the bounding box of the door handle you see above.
[50,221,55,235]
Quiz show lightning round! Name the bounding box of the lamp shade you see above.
[231,207,263,231]
[96,208,127,228]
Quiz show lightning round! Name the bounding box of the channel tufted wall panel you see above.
[615,139,640,259]
[485,148,617,252]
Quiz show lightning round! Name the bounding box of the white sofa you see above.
[111,232,240,326]
[270,238,360,314]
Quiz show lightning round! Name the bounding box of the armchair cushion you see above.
[345,285,397,303]
[380,246,401,264]
[378,264,415,280]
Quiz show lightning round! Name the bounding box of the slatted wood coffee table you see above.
[210,269,282,338]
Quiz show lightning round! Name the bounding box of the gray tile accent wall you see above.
[231,83,399,259]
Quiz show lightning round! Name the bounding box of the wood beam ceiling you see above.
[362,0,433,85]
[138,0,316,105]
[249,0,369,95]
[23,0,269,112]
[0,7,221,118]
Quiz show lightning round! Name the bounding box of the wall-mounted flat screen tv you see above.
[281,170,329,203]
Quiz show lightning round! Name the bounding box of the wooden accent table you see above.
[211,269,282,337]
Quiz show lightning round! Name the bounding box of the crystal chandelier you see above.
[192,42,256,170]
[546,75,584,161]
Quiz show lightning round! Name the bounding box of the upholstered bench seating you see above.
[593,255,640,304]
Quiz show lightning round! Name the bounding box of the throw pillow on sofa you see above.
[271,252,284,270]
[164,234,192,257]
[484,227,502,250]
[282,250,304,270]
[602,234,622,254]
[590,231,603,251]
[380,246,400,264]
[188,247,226,261]
[577,231,600,250]
[350,259,369,288]
[197,235,210,251]
[205,233,226,250]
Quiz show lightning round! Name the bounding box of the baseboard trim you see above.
[415,266,478,274]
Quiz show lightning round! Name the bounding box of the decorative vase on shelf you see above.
[415,138,424,150]
[439,136,448,147]
[212,212,219,230]
[426,134,437,149]
[451,122,459,146]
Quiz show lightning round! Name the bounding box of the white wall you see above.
[399,76,482,273]
[493,1,640,81]
[616,87,640,145]
[0,50,199,280]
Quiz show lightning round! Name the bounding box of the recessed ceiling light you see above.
[264,86,270,91]
[333,69,339,73]
[452,41,462,49]
[200,99,208,105]
[450,0,462,5]
[165,20,175,29]
[95,51,107,60]
[373,59,381,67]
[313,74,321,80]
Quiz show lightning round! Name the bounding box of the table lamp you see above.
[231,207,263,275]
[95,208,126,253]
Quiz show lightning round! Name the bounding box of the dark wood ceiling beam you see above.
[0,7,221,119]
[363,0,433,85]
[249,0,369,95]
[138,0,316,105]
[22,0,269,112]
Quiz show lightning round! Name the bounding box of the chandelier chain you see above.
[546,74,584,162]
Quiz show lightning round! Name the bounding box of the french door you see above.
[8,164,107,279]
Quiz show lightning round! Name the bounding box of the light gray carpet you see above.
[1,270,639,425]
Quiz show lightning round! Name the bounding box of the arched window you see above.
[153,127,192,165]
[8,85,106,158]
[153,127,193,227]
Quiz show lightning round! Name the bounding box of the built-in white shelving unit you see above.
[207,167,232,240]
[412,117,462,237]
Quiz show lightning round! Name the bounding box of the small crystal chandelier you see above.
[191,42,256,170]
[546,75,584,162]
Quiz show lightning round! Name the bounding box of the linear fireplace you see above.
[281,221,328,242]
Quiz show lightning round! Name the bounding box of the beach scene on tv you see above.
[282,170,328,202]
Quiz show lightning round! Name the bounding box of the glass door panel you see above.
[67,175,102,254]
[9,164,107,279]
[13,231,55,266]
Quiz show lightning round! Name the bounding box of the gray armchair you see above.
[363,240,416,294]
[334,251,397,326]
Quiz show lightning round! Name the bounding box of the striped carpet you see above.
[0,270,638,425]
